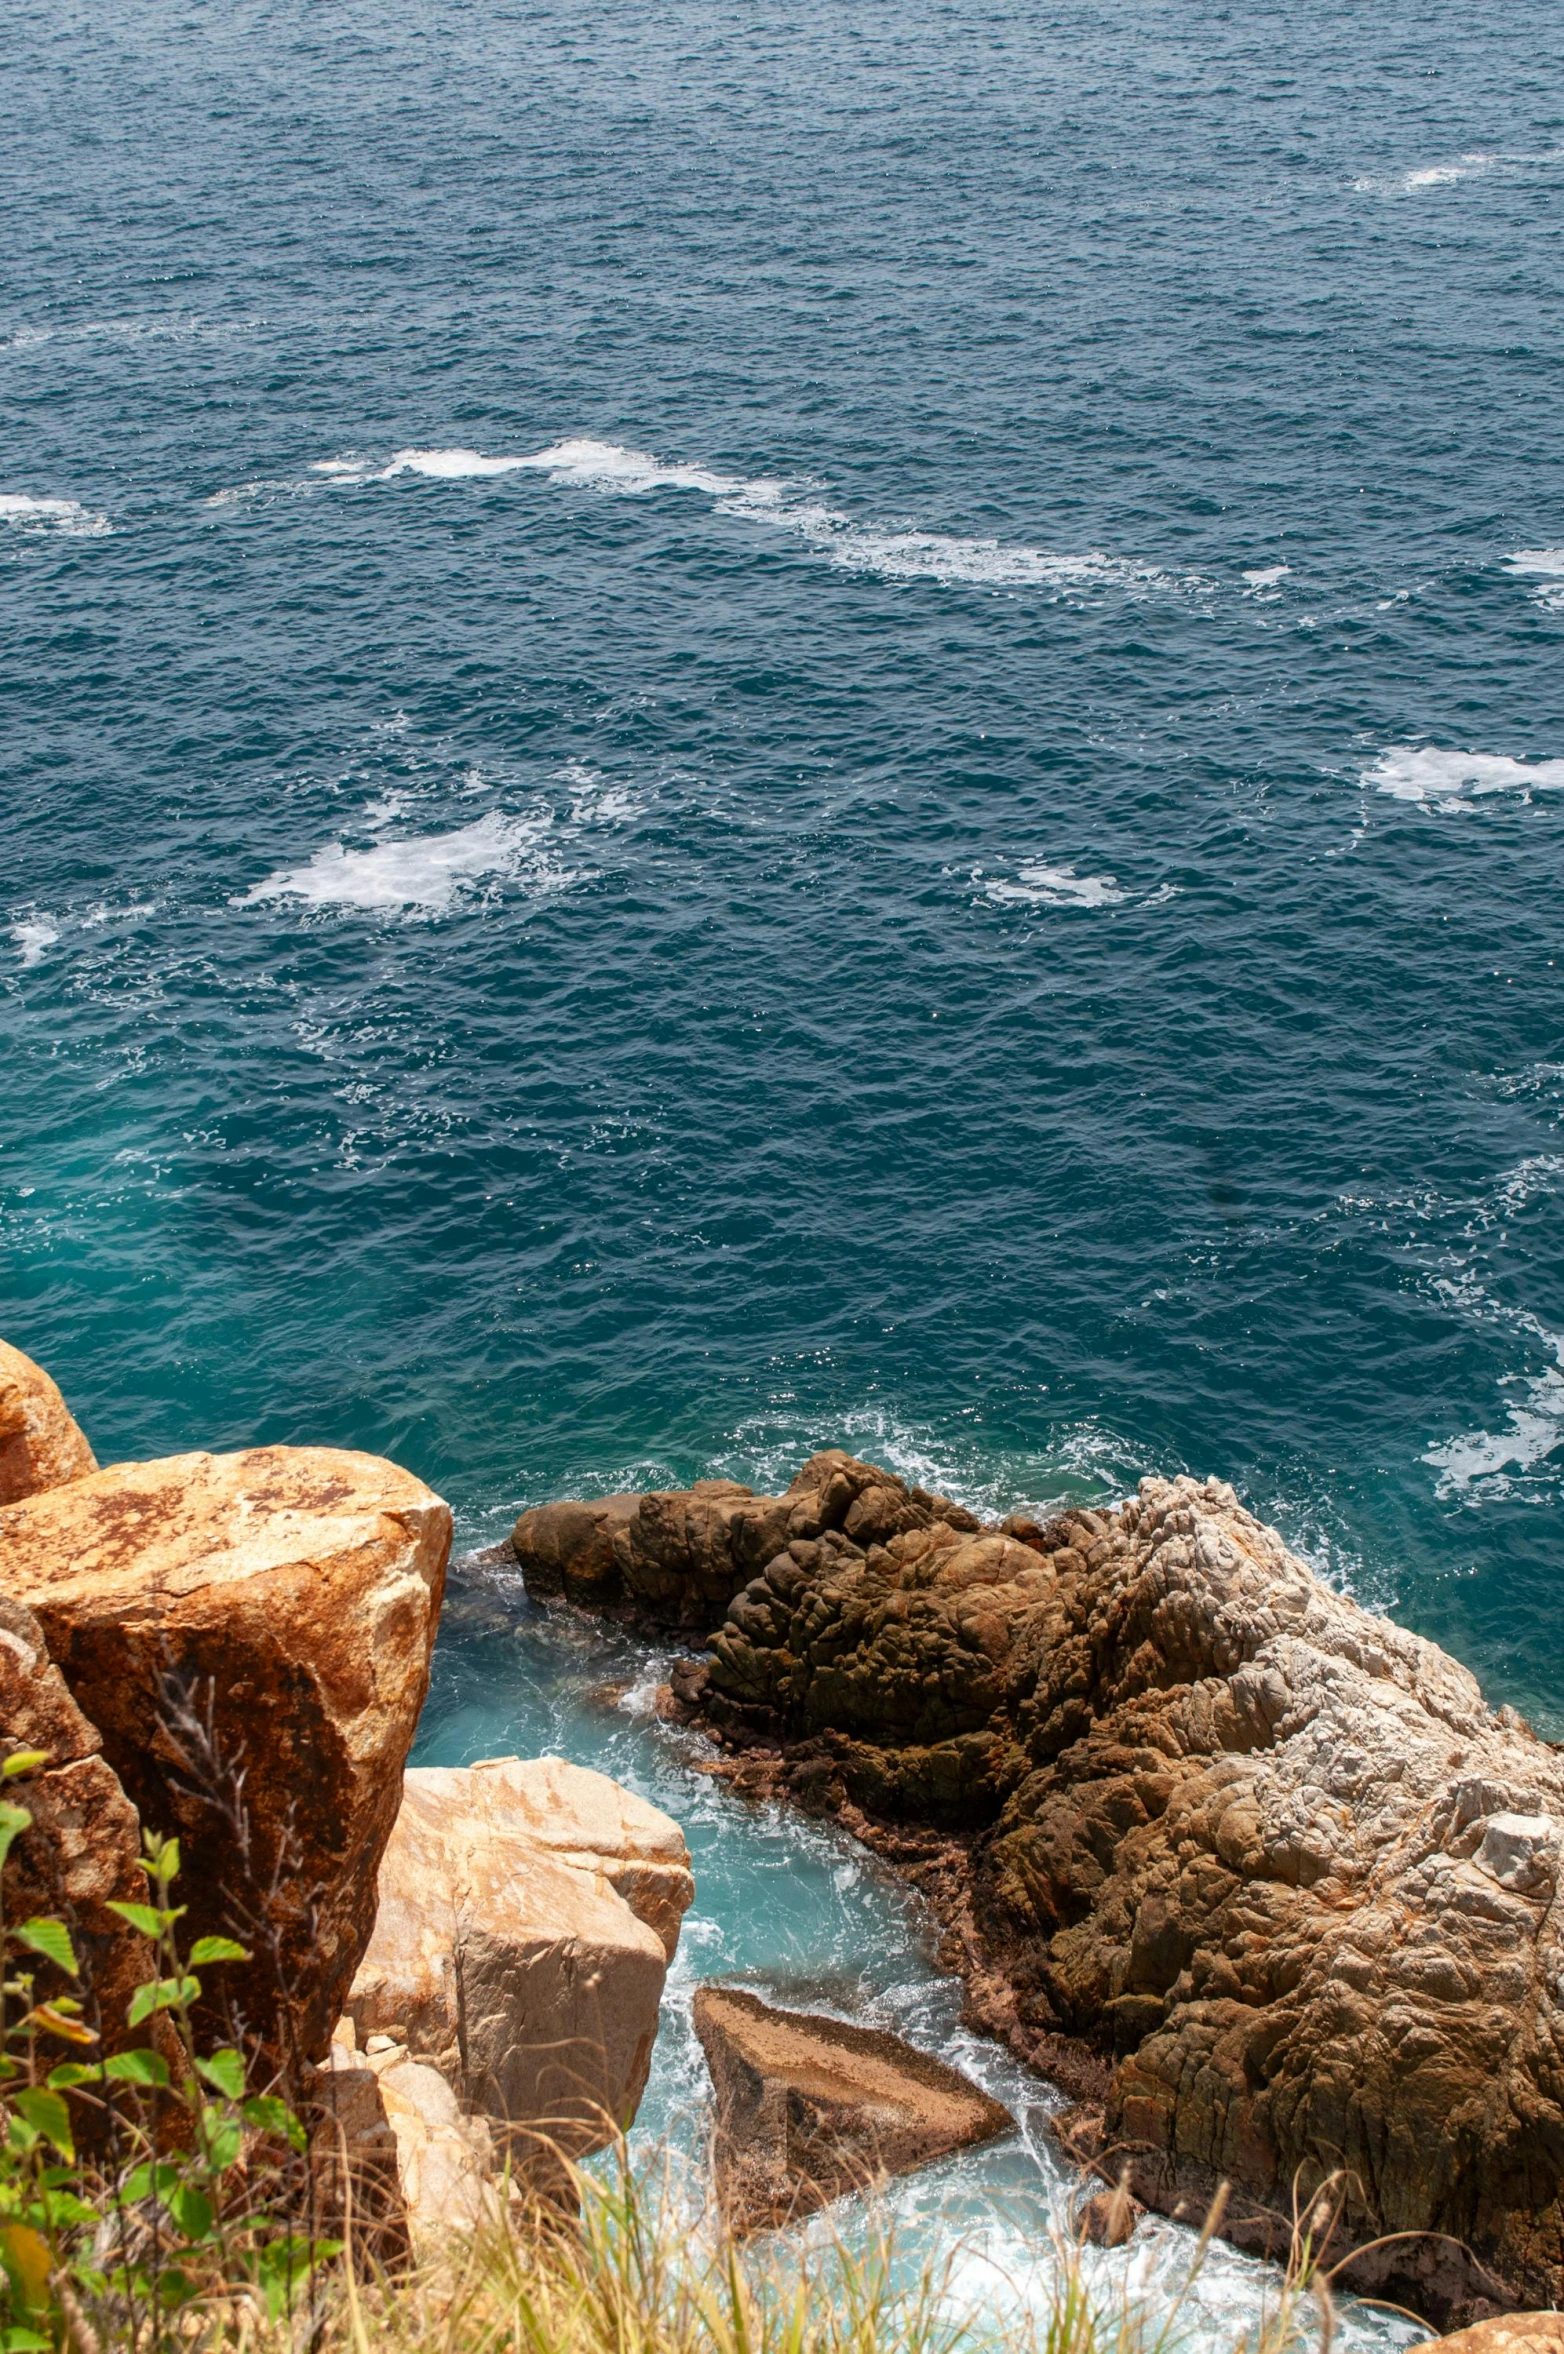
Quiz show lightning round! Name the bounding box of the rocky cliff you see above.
[515,1451,1564,2324]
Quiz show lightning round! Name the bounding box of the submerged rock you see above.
[525,1454,1564,2323]
[0,1338,96,1506]
[349,1755,693,2188]
[692,1985,1010,2235]
[0,1445,451,2072]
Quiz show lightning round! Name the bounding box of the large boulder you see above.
[1426,2325,1564,2354]
[0,1338,96,1506]
[348,1756,693,2184]
[0,1446,451,2073]
[511,1452,980,1631]
[539,1455,1564,2325]
[0,1593,149,2065]
[692,1986,1010,2235]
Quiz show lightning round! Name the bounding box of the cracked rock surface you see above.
[515,1451,1564,2323]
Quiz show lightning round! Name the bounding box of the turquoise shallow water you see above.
[4,0,1562,2332]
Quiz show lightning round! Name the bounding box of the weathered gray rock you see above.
[692,1985,1010,2235]
[349,1756,693,2188]
[527,1454,1564,2324]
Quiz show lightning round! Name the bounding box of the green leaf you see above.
[104,1901,168,1939]
[45,2061,102,2089]
[166,2183,214,2242]
[188,1935,248,1967]
[0,1802,32,1873]
[103,2048,170,2087]
[203,2116,242,2173]
[120,2162,153,2203]
[242,2094,306,2152]
[0,2329,52,2351]
[12,2089,72,2159]
[126,1974,199,2027]
[0,1754,48,1782]
[13,1917,76,1974]
[195,2048,246,2099]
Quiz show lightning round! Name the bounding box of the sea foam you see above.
[0,493,110,537]
[1364,745,1564,811]
[1506,550,1564,614]
[983,863,1125,908]
[241,811,560,913]
[311,437,1179,598]
[10,918,59,966]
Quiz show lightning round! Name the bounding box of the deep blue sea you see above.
[4,0,1562,2330]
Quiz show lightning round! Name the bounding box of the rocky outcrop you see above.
[519,1455,1564,2325]
[0,1446,451,2073]
[0,1593,149,2066]
[693,1986,1010,2235]
[0,1339,96,1506]
[348,1756,693,2187]
[512,1452,981,1631]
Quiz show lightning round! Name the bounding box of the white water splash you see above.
[304,437,1186,598]
[1364,745,1564,812]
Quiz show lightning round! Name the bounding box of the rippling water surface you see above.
[5,0,1563,2333]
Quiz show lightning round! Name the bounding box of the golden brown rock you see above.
[0,1593,149,2064]
[692,1985,1011,2235]
[1425,2321,1564,2353]
[0,1445,451,2071]
[0,1338,96,1505]
[349,1756,691,2184]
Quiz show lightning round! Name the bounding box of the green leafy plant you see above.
[0,1752,335,2349]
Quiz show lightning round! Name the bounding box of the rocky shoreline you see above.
[5,1321,1563,2337]
[513,1449,1564,2329]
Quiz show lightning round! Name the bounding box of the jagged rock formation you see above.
[348,1756,694,2188]
[324,2018,495,2247]
[512,1452,981,1631]
[0,1593,149,2073]
[517,1452,1564,2325]
[0,1445,451,2071]
[693,1985,1010,2235]
[0,1338,96,1505]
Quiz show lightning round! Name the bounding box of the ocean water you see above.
[4,0,1563,2333]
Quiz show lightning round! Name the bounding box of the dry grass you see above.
[185,2148,1379,2354]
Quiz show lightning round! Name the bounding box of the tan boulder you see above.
[325,2021,495,2246]
[349,1756,693,2181]
[0,1593,149,2073]
[0,1446,451,2072]
[692,1985,1011,2235]
[1426,2325,1564,2354]
[0,1338,96,1505]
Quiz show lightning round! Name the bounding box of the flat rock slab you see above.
[1428,2325,1564,2354]
[693,1985,1011,2235]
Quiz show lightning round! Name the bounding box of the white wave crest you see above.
[0,493,110,537]
[11,918,59,966]
[1506,549,1564,614]
[241,811,564,913]
[1364,745,1564,812]
[983,863,1125,909]
[1426,1356,1564,1498]
[310,437,1180,598]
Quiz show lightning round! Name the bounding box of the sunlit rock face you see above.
[0,1443,451,2068]
[520,1454,1564,2323]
